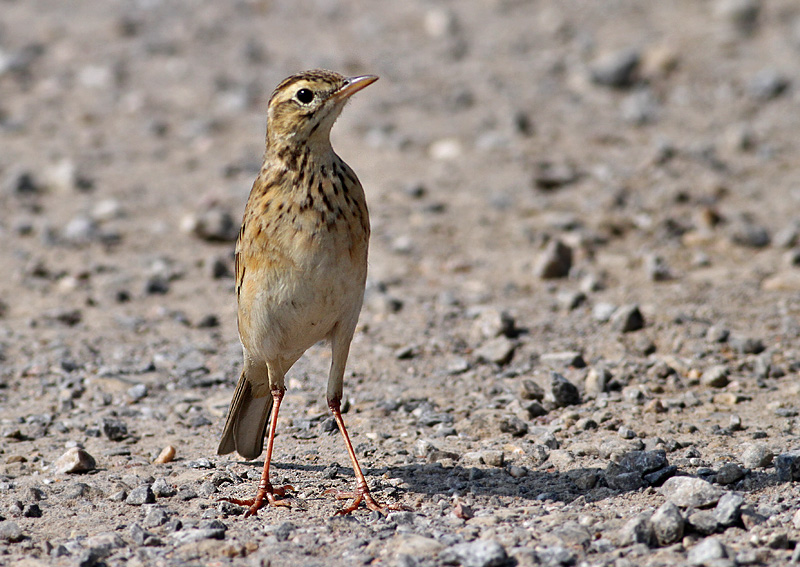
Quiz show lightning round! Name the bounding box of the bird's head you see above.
[265,69,378,153]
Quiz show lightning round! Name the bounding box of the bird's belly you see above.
[240,241,366,360]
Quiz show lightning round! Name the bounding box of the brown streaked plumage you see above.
[217,69,396,516]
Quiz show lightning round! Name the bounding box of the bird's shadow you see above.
[226,458,613,506]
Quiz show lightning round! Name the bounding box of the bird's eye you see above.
[295,88,314,104]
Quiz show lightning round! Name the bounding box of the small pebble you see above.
[90,198,123,221]
[688,536,728,565]
[127,383,148,401]
[518,379,544,401]
[472,309,516,339]
[590,48,640,88]
[151,477,177,497]
[729,336,765,355]
[714,0,760,36]
[557,290,586,310]
[728,221,770,248]
[423,8,457,38]
[545,372,581,407]
[176,486,197,501]
[610,304,645,332]
[775,450,800,482]
[618,514,653,546]
[715,463,746,485]
[101,417,128,441]
[592,302,617,323]
[507,465,527,479]
[183,207,239,242]
[687,510,721,535]
[621,88,659,125]
[701,365,730,388]
[171,527,225,544]
[109,489,128,502]
[0,520,23,542]
[740,505,767,529]
[584,367,611,397]
[499,416,528,437]
[144,507,169,527]
[439,539,508,567]
[714,492,744,527]
[197,481,218,497]
[480,450,505,467]
[660,476,724,508]
[62,215,98,244]
[153,445,176,464]
[706,326,730,343]
[774,221,800,248]
[85,532,125,554]
[740,443,773,469]
[535,239,573,279]
[23,503,41,518]
[748,69,790,101]
[474,336,516,365]
[533,161,579,190]
[540,351,585,368]
[218,500,247,516]
[54,447,96,474]
[651,501,684,546]
[429,138,462,161]
[644,253,673,281]
[126,485,156,506]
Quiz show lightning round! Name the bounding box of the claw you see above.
[220,484,294,517]
[324,486,405,515]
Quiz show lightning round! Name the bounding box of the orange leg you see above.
[324,398,400,515]
[221,389,293,517]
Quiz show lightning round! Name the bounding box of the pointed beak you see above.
[332,75,379,103]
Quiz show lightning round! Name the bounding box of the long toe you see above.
[325,486,404,515]
[221,483,295,517]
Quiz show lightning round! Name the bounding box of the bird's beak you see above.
[332,75,379,102]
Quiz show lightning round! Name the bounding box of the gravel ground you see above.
[3,1,800,566]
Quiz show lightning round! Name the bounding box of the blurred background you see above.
[2,0,800,402]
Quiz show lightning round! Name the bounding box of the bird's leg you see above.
[324,397,393,515]
[222,388,293,517]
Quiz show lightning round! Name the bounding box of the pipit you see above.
[217,69,392,517]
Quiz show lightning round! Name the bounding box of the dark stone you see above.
[714,492,744,527]
[715,463,746,485]
[22,504,41,518]
[643,465,678,486]
[590,48,641,88]
[536,240,573,279]
[101,417,128,441]
[125,485,155,506]
[605,467,647,492]
[618,450,668,475]
[688,510,720,535]
[775,450,800,482]
[610,304,645,332]
[547,372,581,407]
[499,416,528,437]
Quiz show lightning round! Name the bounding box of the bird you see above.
[216,69,392,517]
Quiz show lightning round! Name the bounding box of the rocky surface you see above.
[2,0,800,566]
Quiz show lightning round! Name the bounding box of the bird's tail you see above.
[217,366,271,460]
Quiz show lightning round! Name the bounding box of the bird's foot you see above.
[324,486,406,515]
[220,484,294,517]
